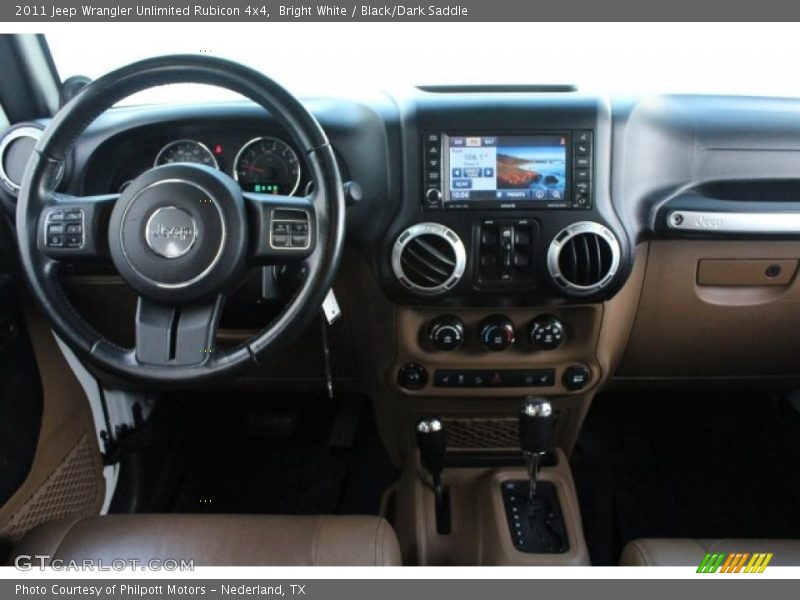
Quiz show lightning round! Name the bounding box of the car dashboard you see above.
[4,88,800,405]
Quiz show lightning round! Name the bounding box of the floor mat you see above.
[571,390,800,565]
[139,394,398,516]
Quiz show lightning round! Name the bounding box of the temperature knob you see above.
[479,315,515,351]
[528,315,565,350]
[428,315,465,351]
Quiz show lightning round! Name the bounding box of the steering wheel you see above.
[15,55,345,385]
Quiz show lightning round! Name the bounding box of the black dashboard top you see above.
[4,89,800,307]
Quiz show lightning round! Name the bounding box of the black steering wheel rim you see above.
[15,55,345,385]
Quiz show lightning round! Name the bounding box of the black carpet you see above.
[129,393,399,517]
[571,390,800,565]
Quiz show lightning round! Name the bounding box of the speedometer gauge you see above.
[233,137,301,196]
[154,140,218,169]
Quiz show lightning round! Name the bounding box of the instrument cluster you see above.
[116,136,305,197]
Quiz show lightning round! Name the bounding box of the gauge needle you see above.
[240,163,266,174]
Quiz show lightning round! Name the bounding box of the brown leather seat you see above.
[620,538,800,566]
[10,514,402,566]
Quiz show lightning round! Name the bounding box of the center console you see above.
[375,92,635,566]
[380,93,630,401]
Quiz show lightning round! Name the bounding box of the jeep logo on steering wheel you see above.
[145,206,198,259]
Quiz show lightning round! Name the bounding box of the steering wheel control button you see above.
[428,315,465,351]
[145,206,198,259]
[397,363,428,390]
[479,315,516,351]
[529,315,565,350]
[46,208,84,249]
[563,364,591,391]
[270,209,310,250]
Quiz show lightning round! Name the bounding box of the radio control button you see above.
[425,188,442,205]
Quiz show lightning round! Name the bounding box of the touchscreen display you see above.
[445,134,567,203]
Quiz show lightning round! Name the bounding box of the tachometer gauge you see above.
[233,137,301,196]
[154,140,218,169]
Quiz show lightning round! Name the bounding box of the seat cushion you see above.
[9,514,402,566]
[620,538,800,566]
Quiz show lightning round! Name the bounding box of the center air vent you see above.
[547,222,621,296]
[392,223,466,296]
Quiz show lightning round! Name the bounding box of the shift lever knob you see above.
[416,417,450,534]
[519,397,555,455]
[519,397,554,502]
[416,418,446,478]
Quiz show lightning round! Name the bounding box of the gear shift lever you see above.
[519,397,555,502]
[416,417,450,534]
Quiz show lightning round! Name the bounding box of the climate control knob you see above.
[479,315,515,351]
[528,315,565,350]
[428,315,465,351]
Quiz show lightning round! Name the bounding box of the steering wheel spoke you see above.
[243,191,316,264]
[38,192,118,261]
[134,295,225,367]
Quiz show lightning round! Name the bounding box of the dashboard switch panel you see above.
[434,368,555,388]
[476,220,535,286]
[573,130,592,208]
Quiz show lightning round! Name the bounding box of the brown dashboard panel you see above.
[617,240,800,378]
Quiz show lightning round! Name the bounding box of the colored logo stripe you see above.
[697,553,725,573]
[697,552,773,573]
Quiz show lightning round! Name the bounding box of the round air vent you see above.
[0,125,44,195]
[392,223,466,295]
[547,221,621,296]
